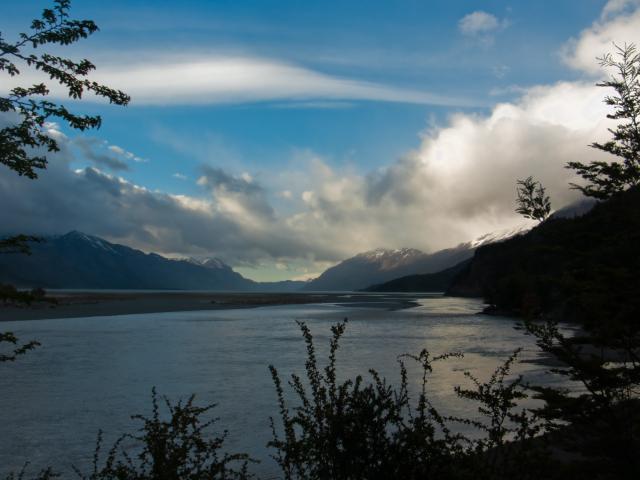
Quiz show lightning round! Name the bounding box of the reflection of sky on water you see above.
[0,297,574,477]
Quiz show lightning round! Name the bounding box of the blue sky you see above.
[1,0,637,280]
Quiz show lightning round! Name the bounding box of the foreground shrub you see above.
[76,388,253,480]
[527,320,640,479]
[268,320,552,480]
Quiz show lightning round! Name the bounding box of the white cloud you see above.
[459,11,502,35]
[0,0,634,272]
[255,80,615,256]
[108,144,146,163]
[0,55,480,108]
[601,0,640,20]
[0,77,617,266]
[107,145,127,156]
[562,0,640,75]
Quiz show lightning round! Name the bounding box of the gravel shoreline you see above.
[0,291,427,322]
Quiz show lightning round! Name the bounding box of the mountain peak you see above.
[60,230,119,254]
[468,225,531,248]
[185,257,231,270]
[357,247,425,260]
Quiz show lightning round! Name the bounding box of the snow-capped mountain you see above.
[354,248,429,269]
[467,225,532,249]
[303,245,472,292]
[60,231,121,254]
[303,227,531,292]
[185,257,232,271]
[550,197,597,219]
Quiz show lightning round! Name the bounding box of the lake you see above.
[0,295,569,477]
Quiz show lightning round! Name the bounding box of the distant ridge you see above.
[0,231,305,292]
[363,259,471,293]
[303,225,531,292]
[303,246,475,292]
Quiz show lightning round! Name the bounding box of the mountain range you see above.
[0,225,533,292]
[302,226,530,291]
[363,200,599,294]
[0,231,305,291]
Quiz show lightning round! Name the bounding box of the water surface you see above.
[0,296,567,477]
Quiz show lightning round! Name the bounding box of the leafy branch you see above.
[0,0,129,178]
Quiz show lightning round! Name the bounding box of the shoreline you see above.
[0,291,428,322]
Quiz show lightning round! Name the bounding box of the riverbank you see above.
[0,291,427,321]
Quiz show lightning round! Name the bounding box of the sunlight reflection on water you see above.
[0,297,570,477]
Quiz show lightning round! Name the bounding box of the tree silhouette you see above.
[0,0,129,179]
[1,0,130,386]
[567,43,640,199]
[515,176,551,222]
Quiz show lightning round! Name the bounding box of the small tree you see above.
[515,176,551,222]
[77,389,253,480]
[567,43,640,199]
[0,0,130,179]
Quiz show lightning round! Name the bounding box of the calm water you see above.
[0,296,568,477]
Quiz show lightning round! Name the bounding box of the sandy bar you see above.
[0,291,425,322]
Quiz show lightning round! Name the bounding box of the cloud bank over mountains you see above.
[0,0,636,276]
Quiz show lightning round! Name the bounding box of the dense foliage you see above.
[527,321,640,479]
[567,44,640,199]
[448,184,640,478]
[449,185,640,327]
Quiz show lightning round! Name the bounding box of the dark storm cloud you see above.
[0,142,338,263]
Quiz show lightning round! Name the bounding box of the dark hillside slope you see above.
[447,187,640,327]
[364,259,471,292]
[303,247,475,292]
